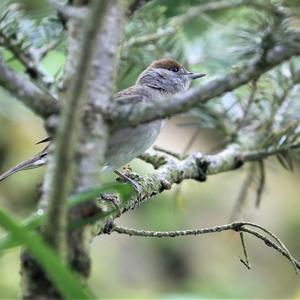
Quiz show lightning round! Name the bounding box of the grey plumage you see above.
[0,58,205,182]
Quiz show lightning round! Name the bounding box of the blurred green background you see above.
[0,0,300,298]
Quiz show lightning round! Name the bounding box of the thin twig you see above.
[255,160,265,208]
[236,80,258,130]
[243,142,300,161]
[111,221,300,272]
[153,145,182,160]
[138,151,168,169]
[240,227,299,273]
[230,164,256,221]
[182,128,200,155]
[112,222,242,237]
[123,26,177,48]
[239,222,298,273]
[239,232,251,269]
[174,128,200,210]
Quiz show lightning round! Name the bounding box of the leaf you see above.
[276,152,294,171]
[0,209,94,299]
[0,182,133,251]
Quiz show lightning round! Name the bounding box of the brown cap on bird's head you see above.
[137,58,206,93]
[150,58,183,70]
[149,58,206,79]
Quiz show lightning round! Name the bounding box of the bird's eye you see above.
[170,67,179,72]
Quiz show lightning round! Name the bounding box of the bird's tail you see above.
[0,148,48,182]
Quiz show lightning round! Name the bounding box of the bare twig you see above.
[123,26,177,48]
[182,128,201,155]
[111,221,300,272]
[240,227,299,273]
[174,128,200,209]
[243,142,300,161]
[255,160,265,208]
[239,232,251,269]
[138,151,168,169]
[230,164,256,221]
[236,80,258,130]
[112,222,243,237]
[153,145,183,160]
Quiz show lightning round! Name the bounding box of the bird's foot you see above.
[99,193,120,209]
[98,193,121,217]
[114,169,143,197]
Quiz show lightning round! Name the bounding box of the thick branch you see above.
[65,0,131,279]
[0,58,59,118]
[42,0,109,255]
[111,43,300,127]
[76,0,131,189]
[21,1,131,298]
[101,141,299,214]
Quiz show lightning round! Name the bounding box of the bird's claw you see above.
[98,193,120,211]
[114,169,143,197]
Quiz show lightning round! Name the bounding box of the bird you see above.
[0,58,206,182]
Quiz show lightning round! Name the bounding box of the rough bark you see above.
[20,1,131,299]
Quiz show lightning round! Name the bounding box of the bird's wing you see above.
[36,137,51,144]
[34,87,143,148]
[0,85,149,182]
[114,85,146,104]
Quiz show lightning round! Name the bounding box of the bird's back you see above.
[103,84,165,171]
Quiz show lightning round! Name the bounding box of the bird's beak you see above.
[187,72,206,79]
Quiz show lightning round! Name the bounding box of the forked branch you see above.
[111,221,300,273]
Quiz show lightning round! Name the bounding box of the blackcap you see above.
[0,58,205,181]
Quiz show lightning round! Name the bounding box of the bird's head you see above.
[136,58,206,94]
